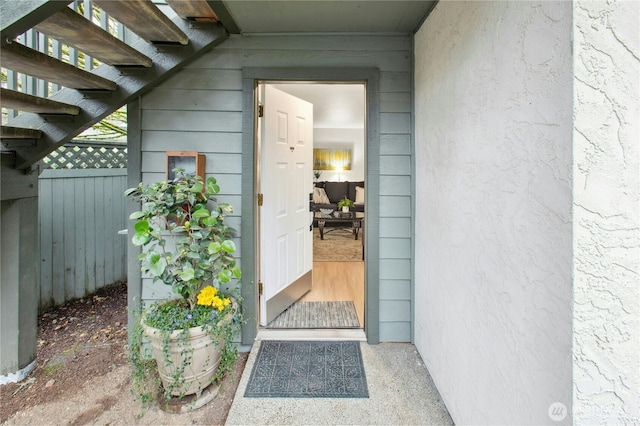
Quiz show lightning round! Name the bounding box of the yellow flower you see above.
[197,286,230,311]
[210,295,230,312]
[197,285,218,307]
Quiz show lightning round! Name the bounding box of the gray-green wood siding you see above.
[137,34,413,342]
[38,169,127,310]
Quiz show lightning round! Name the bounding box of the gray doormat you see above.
[244,341,369,398]
[267,301,359,329]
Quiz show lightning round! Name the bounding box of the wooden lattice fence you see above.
[41,140,127,170]
[38,141,128,310]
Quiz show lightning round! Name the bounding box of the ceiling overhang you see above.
[219,1,438,35]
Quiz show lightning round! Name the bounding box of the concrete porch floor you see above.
[226,341,454,425]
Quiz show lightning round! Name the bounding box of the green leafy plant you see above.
[126,170,241,309]
[337,196,355,210]
[125,170,243,400]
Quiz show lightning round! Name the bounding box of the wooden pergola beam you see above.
[34,7,152,67]
[1,126,42,140]
[1,88,80,115]
[203,1,241,34]
[0,0,72,45]
[165,0,219,22]
[93,0,188,45]
[1,41,117,91]
[4,23,228,169]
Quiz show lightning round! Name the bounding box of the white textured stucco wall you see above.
[573,0,640,423]
[414,1,573,424]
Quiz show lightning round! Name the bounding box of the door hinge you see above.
[258,193,263,206]
[258,103,264,118]
[258,281,263,296]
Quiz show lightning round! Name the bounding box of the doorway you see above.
[239,67,381,345]
[257,82,366,335]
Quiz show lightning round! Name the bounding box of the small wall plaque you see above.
[166,151,205,180]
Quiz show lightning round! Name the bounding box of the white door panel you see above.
[260,85,313,325]
[276,164,288,218]
[295,163,306,211]
[276,235,287,289]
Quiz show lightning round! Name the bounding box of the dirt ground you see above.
[0,282,248,425]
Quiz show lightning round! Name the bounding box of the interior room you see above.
[265,83,366,330]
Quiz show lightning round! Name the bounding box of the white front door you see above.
[259,85,314,326]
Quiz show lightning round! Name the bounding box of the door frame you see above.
[240,67,381,345]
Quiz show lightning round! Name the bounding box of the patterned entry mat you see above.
[244,340,369,398]
[267,301,360,329]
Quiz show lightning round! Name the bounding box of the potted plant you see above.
[337,195,355,212]
[125,170,242,402]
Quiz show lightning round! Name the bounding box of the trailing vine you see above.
[125,170,244,402]
[128,293,243,402]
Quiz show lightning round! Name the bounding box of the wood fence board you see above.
[107,175,125,283]
[74,177,86,298]
[38,168,127,310]
[111,176,120,283]
[40,169,126,179]
[94,177,106,288]
[63,178,76,300]
[103,176,115,286]
[51,180,65,306]
[84,177,97,294]
[39,178,53,308]
[109,176,118,285]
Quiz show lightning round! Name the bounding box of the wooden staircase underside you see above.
[0,0,236,169]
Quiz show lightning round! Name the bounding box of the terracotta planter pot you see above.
[142,322,224,396]
[141,302,234,397]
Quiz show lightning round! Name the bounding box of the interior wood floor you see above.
[299,261,365,327]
